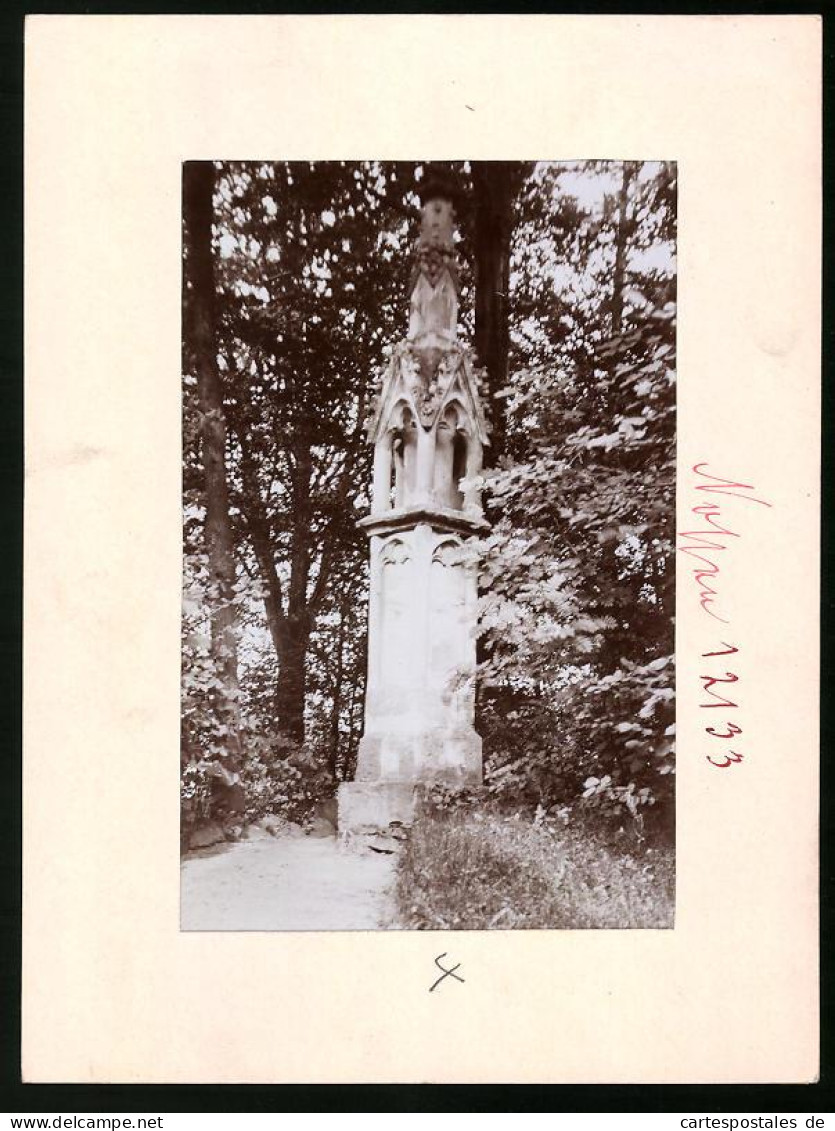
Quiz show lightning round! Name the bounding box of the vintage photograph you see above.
[180,159,676,931]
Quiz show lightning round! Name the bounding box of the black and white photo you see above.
[181,159,677,931]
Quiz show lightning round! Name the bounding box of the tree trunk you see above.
[273,440,314,742]
[235,502,302,744]
[471,162,519,466]
[471,162,524,691]
[240,498,310,745]
[328,604,347,779]
[231,423,319,747]
[611,161,637,335]
[274,617,310,743]
[182,161,243,809]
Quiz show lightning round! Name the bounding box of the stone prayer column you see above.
[338,174,491,844]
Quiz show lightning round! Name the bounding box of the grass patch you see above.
[396,810,674,929]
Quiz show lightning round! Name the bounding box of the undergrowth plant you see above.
[396,806,674,930]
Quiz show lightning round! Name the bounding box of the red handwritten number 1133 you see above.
[701,641,743,769]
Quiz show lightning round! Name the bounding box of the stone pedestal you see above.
[338,510,485,842]
[337,781,418,839]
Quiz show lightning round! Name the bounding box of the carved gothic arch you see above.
[436,397,470,434]
[432,534,463,565]
[380,536,411,567]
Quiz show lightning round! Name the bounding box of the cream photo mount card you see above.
[23,14,820,1083]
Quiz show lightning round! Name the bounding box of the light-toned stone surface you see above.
[354,726,482,785]
[366,344,490,517]
[338,780,418,833]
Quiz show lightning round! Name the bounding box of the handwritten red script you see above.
[679,464,772,770]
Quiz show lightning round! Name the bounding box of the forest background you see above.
[181,159,676,926]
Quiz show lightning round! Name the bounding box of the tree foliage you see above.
[475,161,677,838]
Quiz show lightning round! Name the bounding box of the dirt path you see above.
[180,833,399,932]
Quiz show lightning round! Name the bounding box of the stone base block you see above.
[354,726,482,785]
[337,780,417,842]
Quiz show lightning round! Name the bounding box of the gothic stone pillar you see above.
[338,174,490,843]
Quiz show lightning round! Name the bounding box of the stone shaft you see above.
[355,519,482,785]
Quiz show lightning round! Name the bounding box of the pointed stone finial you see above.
[408,172,461,343]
